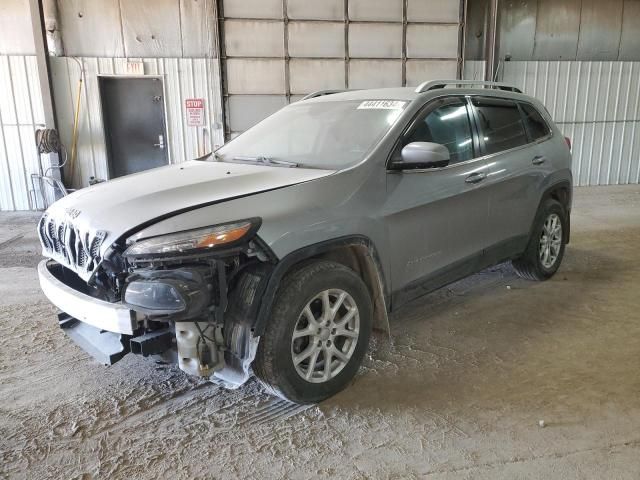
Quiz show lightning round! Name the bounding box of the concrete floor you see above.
[1,185,639,479]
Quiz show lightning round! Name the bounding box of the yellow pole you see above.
[69,76,83,185]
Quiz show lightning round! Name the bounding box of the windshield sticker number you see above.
[357,100,406,110]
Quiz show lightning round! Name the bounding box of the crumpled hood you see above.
[45,160,335,253]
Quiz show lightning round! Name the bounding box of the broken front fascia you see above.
[113,218,275,387]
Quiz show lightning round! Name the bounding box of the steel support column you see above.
[484,0,499,81]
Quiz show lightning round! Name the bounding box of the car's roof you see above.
[303,87,419,102]
[301,85,535,105]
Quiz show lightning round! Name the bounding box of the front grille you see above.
[38,213,107,280]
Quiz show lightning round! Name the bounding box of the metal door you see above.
[383,96,491,297]
[470,96,547,250]
[99,77,168,178]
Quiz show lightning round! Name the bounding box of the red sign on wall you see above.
[185,98,205,126]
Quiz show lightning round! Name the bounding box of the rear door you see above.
[383,96,492,301]
[470,96,550,256]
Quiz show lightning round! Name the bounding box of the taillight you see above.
[564,136,571,150]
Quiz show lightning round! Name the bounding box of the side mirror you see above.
[398,142,450,169]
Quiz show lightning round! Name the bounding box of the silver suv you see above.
[37,80,572,404]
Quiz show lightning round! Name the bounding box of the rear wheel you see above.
[253,261,372,404]
[512,198,567,281]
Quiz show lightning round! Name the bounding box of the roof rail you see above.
[301,89,350,100]
[415,80,522,94]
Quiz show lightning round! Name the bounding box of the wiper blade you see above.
[193,152,214,161]
[231,155,299,168]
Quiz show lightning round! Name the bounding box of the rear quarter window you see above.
[520,103,551,141]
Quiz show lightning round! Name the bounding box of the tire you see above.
[512,198,567,281]
[253,260,373,404]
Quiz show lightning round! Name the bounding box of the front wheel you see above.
[253,261,372,404]
[512,198,567,281]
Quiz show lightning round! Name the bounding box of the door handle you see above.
[465,172,487,184]
[532,155,546,165]
[154,134,165,149]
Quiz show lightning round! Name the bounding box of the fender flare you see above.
[535,179,573,243]
[251,235,389,336]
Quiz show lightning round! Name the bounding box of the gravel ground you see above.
[1,185,639,479]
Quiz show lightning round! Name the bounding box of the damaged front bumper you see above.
[38,259,138,335]
[37,259,261,388]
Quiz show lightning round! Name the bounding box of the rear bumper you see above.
[37,259,137,335]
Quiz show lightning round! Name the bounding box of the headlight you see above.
[124,218,260,258]
[122,268,211,317]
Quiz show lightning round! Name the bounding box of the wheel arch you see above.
[252,235,390,336]
[538,179,572,243]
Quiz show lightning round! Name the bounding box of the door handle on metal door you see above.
[532,155,546,165]
[154,134,165,149]
[465,172,487,184]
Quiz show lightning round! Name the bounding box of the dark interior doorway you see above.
[99,76,169,178]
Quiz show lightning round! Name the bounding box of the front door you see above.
[99,77,169,178]
[383,96,492,304]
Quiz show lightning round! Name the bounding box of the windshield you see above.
[215,99,407,169]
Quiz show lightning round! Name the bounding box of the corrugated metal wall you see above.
[502,61,640,186]
[0,55,46,211]
[465,0,640,61]
[221,0,463,137]
[49,57,224,189]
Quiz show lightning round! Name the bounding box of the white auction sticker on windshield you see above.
[357,100,406,110]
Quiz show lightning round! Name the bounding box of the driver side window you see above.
[398,97,475,165]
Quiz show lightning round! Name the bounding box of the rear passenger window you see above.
[521,103,550,141]
[472,97,528,155]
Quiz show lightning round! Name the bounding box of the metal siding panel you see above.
[287,0,344,20]
[503,60,640,186]
[463,60,486,80]
[224,20,285,57]
[0,0,35,55]
[192,58,211,156]
[406,24,459,59]
[349,0,402,21]
[407,0,459,23]
[181,0,217,58]
[86,58,109,181]
[49,57,76,180]
[120,0,183,57]
[0,56,17,125]
[3,126,29,210]
[163,58,187,164]
[349,60,402,88]
[8,56,32,126]
[57,0,125,57]
[289,59,345,94]
[226,59,285,94]
[464,0,487,60]
[75,58,97,184]
[0,123,14,210]
[179,59,200,161]
[222,0,283,19]
[207,58,225,147]
[349,23,403,58]
[576,0,624,61]
[25,57,45,125]
[619,0,640,60]
[499,0,537,60]
[288,22,345,58]
[405,60,457,86]
[228,95,288,131]
[533,0,580,60]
